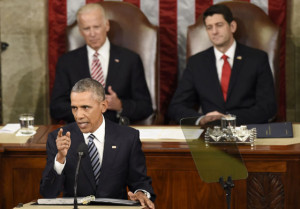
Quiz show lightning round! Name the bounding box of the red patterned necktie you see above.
[91,52,105,87]
[220,54,231,101]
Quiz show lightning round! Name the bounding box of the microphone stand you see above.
[219,176,235,209]
[74,152,84,209]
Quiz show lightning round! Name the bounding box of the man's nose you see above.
[90,28,95,36]
[212,26,217,34]
[75,109,84,119]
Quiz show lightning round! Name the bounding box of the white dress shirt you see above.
[214,40,236,81]
[87,38,110,82]
[53,116,150,198]
[196,40,236,125]
[82,117,105,166]
[54,116,105,174]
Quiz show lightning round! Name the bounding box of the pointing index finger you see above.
[57,128,63,138]
[66,131,71,138]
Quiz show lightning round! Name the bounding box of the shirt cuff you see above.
[116,108,123,118]
[195,115,205,125]
[134,189,151,199]
[54,154,66,175]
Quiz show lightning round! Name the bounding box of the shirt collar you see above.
[86,37,110,61]
[83,115,105,143]
[214,40,236,61]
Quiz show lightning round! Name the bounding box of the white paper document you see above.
[136,128,203,140]
[37,197,76,205]
[93,198,139,206]
[37,196,96,205]
[37,197,139,206]
[0,123,20,134]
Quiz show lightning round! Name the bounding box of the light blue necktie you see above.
[88,134,101,184]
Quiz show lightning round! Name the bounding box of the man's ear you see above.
[101,99,108,113]
[105,19,110,33]
[230,20,237,33]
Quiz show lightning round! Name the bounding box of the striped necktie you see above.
[91,52,105,87]
[87,134,101,184]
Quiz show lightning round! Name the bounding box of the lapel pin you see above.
[112,145,117,149]
[114,59,120,63]
[236,56,242,60]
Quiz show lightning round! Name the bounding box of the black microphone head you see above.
[77,143,88,158]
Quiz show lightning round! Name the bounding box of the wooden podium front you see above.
[14,202,143,209]
[1,125,300,209]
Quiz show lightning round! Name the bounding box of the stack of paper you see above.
[0,124,20,134]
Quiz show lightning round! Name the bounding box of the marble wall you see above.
[0,0,299,124]
[0,0,49,124]
[286,0,300,121]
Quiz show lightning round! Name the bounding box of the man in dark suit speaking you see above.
[168,4,277,125]
[40,78,155,209]
[50,3,152,124]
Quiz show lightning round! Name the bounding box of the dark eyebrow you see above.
[81,105,91,108]
[71,105,92,109]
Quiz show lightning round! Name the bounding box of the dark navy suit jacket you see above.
[40,119,155,201]
[168,43,277,125]
[50,44,153,123]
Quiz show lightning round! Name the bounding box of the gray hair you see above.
[71,78,105,102]
[76,3,107,22]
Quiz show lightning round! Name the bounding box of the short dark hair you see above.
[71,78,105,102]
[203,4,234,25]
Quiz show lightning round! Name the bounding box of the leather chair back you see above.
[187,1,280,120]
[67,2,159,124]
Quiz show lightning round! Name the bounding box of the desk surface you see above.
[0,124,300,152]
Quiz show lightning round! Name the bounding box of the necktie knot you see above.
[93,52,99,58]
[222,54,228,61]
[88,134,96,141]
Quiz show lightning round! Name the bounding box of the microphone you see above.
[74,143,88,209]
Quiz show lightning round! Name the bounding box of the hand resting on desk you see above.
[128,191,155,209]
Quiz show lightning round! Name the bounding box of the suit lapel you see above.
[227,43,244,100]
[72,125,96,190]
[78,46,91,78]
[207,48,226,105]
[99,120,119,179]
[81,154,97,189]
[106,44,121,91]
[75,120,119,189]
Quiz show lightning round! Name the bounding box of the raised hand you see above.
[55,128,71,164]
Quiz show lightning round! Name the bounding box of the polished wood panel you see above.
[247,173,284,209]
[143,142,300,209]
[1,126,300,209]
[14,202,142,209]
